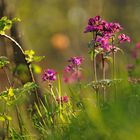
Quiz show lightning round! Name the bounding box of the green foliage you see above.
[0,114,12,122]
[0,56,9,68]
[10,128,31,140]
[25,50,45,63]
[0,16,20,34]
[0,17,12,34]
[0,82,37,105]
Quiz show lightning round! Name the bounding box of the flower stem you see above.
[102,54,106,102]
[113,52,116,79]
[93,57,97,82]
[93,32,98,82]
[113,52,117,101]
[92,32,99,105]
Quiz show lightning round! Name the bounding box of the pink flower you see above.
[42,69,57,82]
[56,96,69,104]
[96,36,113,51]
[96,36,109,46]
[63,56,84,84]
[68,56,83,66]
[118,34,130,43]
[64,64,74,73]
[63,71,82,84]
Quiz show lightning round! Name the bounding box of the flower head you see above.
[84,16,105,33]
[42,69,57,82]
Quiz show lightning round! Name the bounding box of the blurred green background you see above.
[5,0,139,69]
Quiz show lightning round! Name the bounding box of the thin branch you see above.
[0,34,25,54]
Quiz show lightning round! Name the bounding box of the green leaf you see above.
[8,87,14,97]
[0,116,5,121]
[12,17,21,22]
[104,56,113,63]
[5,115,12,121]
[25,50,35,56]
[0,82,37,105]
[33,56,45,62]
[23,82,38,90]
[34,103,42,117]
[25,49,45,63]
[25,50,35,63]
[0,56,9,68]
[0,16,12,34]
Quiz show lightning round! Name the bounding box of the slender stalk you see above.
[76,66,83,105]
[102,54,106,102]
[93,32,97,82]
[113,52,117,101]
[93,57,97,82]
[92,32,99,106]
[0,34,40,105]
[6,120,9,139]
[28,64,40,105]
[96,88,99,106]
[1,34,25,54]
[113,52,116,79]
[112,36,117,102]
[2,68,10,138]
[2,100,6,139]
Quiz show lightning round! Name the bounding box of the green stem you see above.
[111,37,117,102]
[113,52,117,101]
[3,67,24,135]
[102,54,106,102]
[113,52,116,79]
[29,64,40,105]
[93,57,97,82]
[92,32,99,105]
[96,88,99,106]
[1,34,25,54]
[93,32,97,82]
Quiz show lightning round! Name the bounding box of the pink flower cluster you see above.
[84,16,130,52]
[63,56,84,83]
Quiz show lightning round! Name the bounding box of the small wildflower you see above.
[42,69,57,82]
[56,96,69,104]
[64,64,74,73]
[63,56,84,83]
[63,71,82,83]
[68,56,83,66]
[118,34,130,43]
